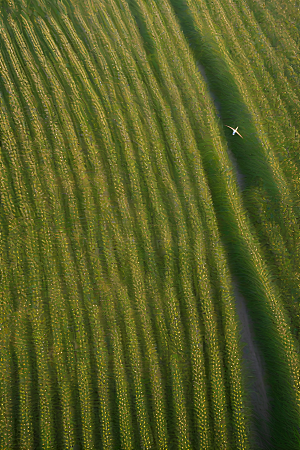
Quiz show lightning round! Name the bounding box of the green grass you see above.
[0,0,299,448]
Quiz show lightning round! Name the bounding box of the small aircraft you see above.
[225,125,243,138]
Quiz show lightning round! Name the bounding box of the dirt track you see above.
[232,275,271,449]
[197,61,272,449]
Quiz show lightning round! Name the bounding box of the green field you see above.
[0,0,299,448]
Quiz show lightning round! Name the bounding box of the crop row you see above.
[189,0,300,334]
[196,0,300,251]
[1,0,298,448]
[1,12,101,448]
[244,186,300,343]
[0,222,14,449]
[70,6,210,446]
[242,0,300,90]
[177,0,300,443]
[80,0,255,446]
[33,10,159,448]
[96,6,221,447]
[209,0,300,210]
[109,0,252,446]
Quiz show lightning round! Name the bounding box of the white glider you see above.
[225,125,243,139]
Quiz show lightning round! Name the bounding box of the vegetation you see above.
[0,0,299,448]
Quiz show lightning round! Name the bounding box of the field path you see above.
[197,61,272,449]
[232,275,271,449]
